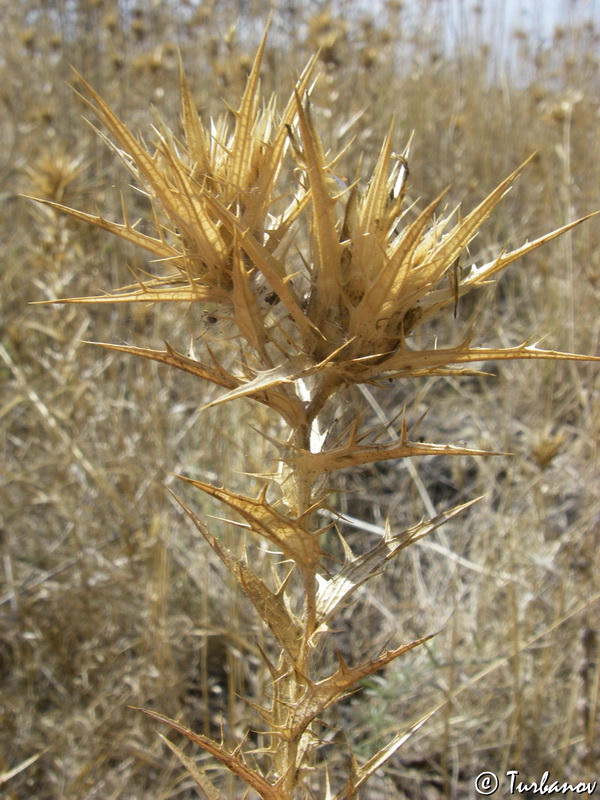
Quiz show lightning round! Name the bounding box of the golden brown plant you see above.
[33,25,599,799]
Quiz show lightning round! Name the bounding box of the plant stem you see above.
[269,385,324,796]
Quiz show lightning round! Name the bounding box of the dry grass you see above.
[1,1,599,798]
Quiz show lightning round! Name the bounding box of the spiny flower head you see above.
[32,27,598,420]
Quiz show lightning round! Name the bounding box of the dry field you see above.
[1,1,599,798]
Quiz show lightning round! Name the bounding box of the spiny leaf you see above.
[238,569,303,661]
[344,187,450,359]
[376,339,600,376]
[175,478,323,570]
[84,341,241,389]
[133,708,285,800]
[231,237,269,356]
[25,197,177,261]
[346,120,397,298]
[316,499,480,625]
[200,361,306,410]
[359,118,396,240]
[150,135,227,267]
[293,90,344,318]
[85,341,306,426]
[33,281,221,306]
[158,733,224,800]
[334,710,437,799]
[203,192,316,344]
[227,24,268,193]
[292,432,501,481]
[71,68,167,191]
[412,155,535,288]
[245,54,319,233]
[364,189,450,304]
[462,210,600,285]
[179,60,212,180]
[419,210,600,320]
[174,493,304,660]
[287,636,434,736]
[198,350,347,418]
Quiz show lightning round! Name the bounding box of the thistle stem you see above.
[271,391,324,796]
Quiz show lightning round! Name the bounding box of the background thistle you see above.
[3,3,600,797]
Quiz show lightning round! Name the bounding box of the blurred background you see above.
[1,1,599,797]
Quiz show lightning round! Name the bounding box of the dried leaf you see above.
[245,54,318,233]
[70,68,167,189]
[334,710,437,799]
[84,341,307,426]
[287,637,434,736]
[227,25,268,193]
[85,341,241,389]
[133,707,284,800]
[174,493,303,659]
[179,63,211,180]
[200,363,300,409]
[176,478,323,570]
[231,238,268,355]
[377,339,600,376]
[158,733,224,800]
[465,211,600,287]
[203,193,316,344]
[238,568,303,661]
[412,156,535,288]
[33,283,219,306]
[346,121,396,297]
[293,430,501,481]
[293,90,344,321]
[26,197,177,261]
[350,188,450,340]
[359,119,396,240]
[316,500,479,625]
[420,210,600,319]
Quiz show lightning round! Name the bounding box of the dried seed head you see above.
[32,27,599,411]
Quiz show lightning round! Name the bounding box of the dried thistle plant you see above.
[33,26,599,799]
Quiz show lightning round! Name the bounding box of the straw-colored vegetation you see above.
[2,1,599,798]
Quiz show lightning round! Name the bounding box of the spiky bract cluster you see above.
[36,30,596,427]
